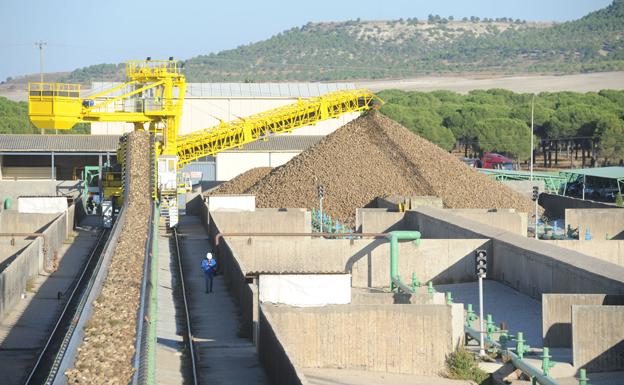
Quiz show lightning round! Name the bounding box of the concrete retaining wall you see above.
[406,207,624,299]
[376,196,444,210]
[572,305,624,372]
[542,294,624,348]
[544,240,624,266]
[262,303,463,375]
[539,193,622,220]
[0,211,59,233]
[448,209,528,237]
[356,209,406,233]
[0,239,41,320]
[0,180,81,202]
[208,208,311,243]
[0,207,73,321]
[259,307,310,385]
[565,209,624,241]
[223,237,490,288]
[351,290,446,305]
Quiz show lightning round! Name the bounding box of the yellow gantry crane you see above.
[28,59,381,226]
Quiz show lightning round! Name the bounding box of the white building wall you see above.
[215,151,300,181]
[91,98,360,136]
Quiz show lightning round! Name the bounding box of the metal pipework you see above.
[464,325,563,385]
[386,231,421,291]
[214,232,388,246]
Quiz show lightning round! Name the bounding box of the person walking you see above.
[201,252,217,294]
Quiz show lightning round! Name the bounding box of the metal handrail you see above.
[131,202,155,385]
[173,227,199,384]
[51,207,128,385]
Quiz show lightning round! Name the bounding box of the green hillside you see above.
[61,0,624,83]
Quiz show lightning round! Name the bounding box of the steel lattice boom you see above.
[175,89,380,166]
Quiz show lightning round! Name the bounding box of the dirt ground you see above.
[356,71,624,94]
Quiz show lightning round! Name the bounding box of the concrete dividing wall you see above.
[0,211,58,233]
[208,208,311,243]
[0,180,81,202]
[539,193,622,220]
[0,207,72,321]
[351,290,446,305]
[406,207,624,299]
[542,294,624,348]
[223,237,490,288]
[566,209,624,240]
[356,209,406,233]
[262,303,463,375]
[259,308,310,385]
[448,209,528,237]
[572,305,624,372]
[215,235,255,336]
[376,196,444,210]
[544,240,624,266]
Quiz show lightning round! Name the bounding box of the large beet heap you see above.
[66,131,151,384]
[215,111,535,225]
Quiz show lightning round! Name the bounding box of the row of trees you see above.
[377,89,624,166]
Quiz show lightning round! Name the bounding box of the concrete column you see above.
[98,154,103,197]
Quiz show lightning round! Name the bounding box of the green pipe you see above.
[386,231,421,290]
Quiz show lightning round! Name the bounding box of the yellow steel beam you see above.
[175,89,381,166]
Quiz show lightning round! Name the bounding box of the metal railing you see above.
[28,82,81,98]
[131,202,157,385]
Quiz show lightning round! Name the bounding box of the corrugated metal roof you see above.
[560,166,624,180]
[223,135,324,152]
[0,134,120,152]
[90,82,356,98]
[0,134,321,153]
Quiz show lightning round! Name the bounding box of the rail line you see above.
[172,227,200,385]
[22,227,110,385]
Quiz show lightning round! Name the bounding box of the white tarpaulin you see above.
[18,197,67,214]
[208,195,255,212]
[259,274,351,307]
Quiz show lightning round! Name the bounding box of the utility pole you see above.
[35,41,47,134]
[35,41,47,83]
[530,94,535,181]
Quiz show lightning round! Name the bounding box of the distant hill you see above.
[7,0,624,84]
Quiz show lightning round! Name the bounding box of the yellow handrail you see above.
[176,89,381,166]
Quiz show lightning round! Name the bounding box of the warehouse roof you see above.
[224,135,324,152]
[0,134,321,154]
[559,166,624,180]
[0,134,120,152]
[91,82,356,98]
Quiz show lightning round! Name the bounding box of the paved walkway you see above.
[156,226,185,385]
[0,220,100,385]
[304,368,473,385]
[159,215,268,385]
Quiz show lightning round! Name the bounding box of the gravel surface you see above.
[210,167,273,195]
[65,131,151,384]
[238,111,536,225]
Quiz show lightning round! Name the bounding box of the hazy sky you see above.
[0,0,613,81]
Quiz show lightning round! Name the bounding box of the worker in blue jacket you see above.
[201,252,217,293]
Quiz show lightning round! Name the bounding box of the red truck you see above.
[474,152,516,170]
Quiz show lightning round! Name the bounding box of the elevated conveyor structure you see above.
[27,59,381,226]
[175,89,381,165]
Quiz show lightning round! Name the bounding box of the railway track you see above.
[171,227,200,385]
[22,227,110,385]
